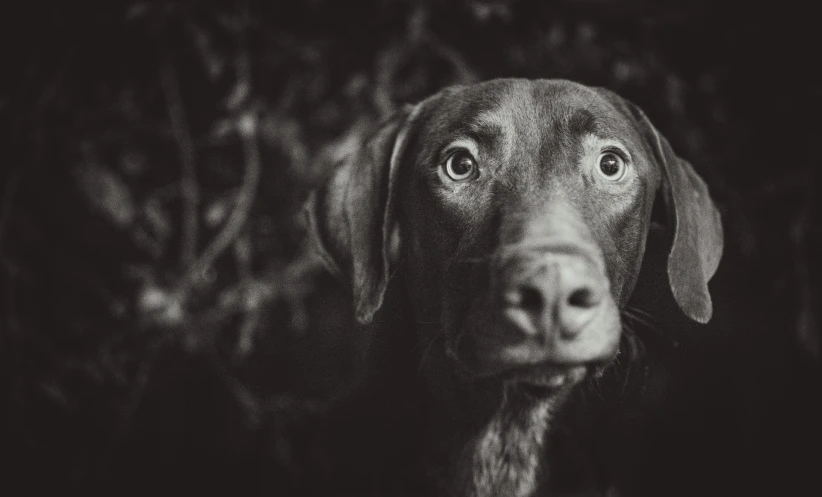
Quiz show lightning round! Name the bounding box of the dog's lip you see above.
[502,364,588,396]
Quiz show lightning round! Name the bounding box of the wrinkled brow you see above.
[449,114,511,159]
[569,109,598,136]
[568,107,626,139]
[461,118,505,146]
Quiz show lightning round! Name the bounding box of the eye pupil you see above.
[445,151,477,181]
[599,153,620,176]
[453,156,473,175]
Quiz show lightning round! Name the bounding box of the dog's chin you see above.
[503,364,589,401]
[451,341,593,395]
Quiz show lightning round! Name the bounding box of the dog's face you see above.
[400,80,661,386]
[307,79,723,396]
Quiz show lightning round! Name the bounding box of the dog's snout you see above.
[494,249,620,368]
[503,257,605,339]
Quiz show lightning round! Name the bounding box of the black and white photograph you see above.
[2,1,820,495]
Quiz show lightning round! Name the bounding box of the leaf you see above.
[74,161,136,228]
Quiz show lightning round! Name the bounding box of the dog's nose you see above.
[497,250,618,367]
[502,259,605,339]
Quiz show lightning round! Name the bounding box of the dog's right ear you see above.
[304,105,419,324]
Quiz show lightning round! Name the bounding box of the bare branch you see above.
[184,113,260,286]
[159,55,200,267]
[176,3,260,297]
[93,334,171,480]
[424,32,479,85]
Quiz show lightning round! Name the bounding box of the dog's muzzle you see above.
[474,244,622,391]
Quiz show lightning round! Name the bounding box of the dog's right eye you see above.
[443,150,478,182]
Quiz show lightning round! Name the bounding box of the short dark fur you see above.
[304,79,723,496]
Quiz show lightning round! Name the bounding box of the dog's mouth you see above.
[503,364,589,398]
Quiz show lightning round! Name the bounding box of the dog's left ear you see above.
[598,89,724,323]
[304,104,420,324]
[647,118,724,323]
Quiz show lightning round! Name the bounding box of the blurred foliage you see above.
[1,0,819,494]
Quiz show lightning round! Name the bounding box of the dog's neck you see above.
[370,279,557,497]
[416,347,571,497]
[455,391,564,497]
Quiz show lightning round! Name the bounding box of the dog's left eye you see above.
[596,152,627,181]
[444,150,478,181]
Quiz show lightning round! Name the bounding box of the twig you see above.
[159,55,200,267]
[374,45,401,119]
[33,48,74,120]
[232,230,258,360]
[92,333,171,482]
[373,3,478,118]
[177,114,260,297]
[373,4,427,118]
[176,3,260,297]
[424,32,480,84]
[204,350,263,429]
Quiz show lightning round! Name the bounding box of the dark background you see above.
[1,0,820,495]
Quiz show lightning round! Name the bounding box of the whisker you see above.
[627,305,654,319]
[588,369,606,402]
[446,333,484,378]
[618,321,641,397]
[624,305,657,324]
[621,306,659,332]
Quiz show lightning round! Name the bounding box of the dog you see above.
[302,78,724,497]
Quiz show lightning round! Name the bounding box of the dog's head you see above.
[307,79,723,395]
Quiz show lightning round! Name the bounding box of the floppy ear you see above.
[634,107,724,323]
[652,124,723,322]
[598,89,724,323]
[304,105,419,324]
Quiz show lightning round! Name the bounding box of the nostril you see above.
[567,287,598,309]
[560,286,603,339]
[520,286,543,311]
[504,285,544,311]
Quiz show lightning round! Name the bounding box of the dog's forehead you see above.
[415,79,637,154]
[471,79,615,125]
